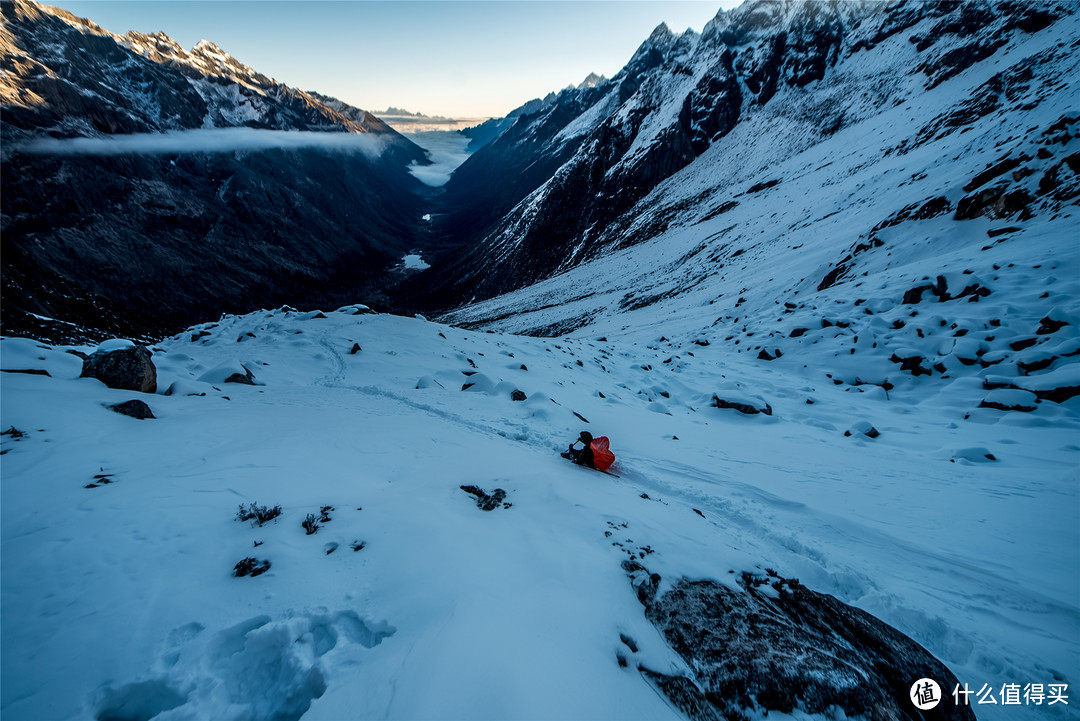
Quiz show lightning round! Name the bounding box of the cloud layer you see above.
[405,130,473,187]
[14,128,389,158]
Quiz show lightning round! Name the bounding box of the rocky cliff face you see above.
[410,0,1069,310]
[1,0,430,342]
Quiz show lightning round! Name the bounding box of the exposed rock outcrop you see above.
[624,560,975,721]
[80,344,156,393]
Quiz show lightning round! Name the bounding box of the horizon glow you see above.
[46,0,741,118]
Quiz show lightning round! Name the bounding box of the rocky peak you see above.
[647,21,673,44]
[187,38,262,82]
[121,30,188,65]
[21,0,106,36]
[577,72,607,89]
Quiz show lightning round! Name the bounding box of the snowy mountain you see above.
[1,1,417,145]
[437,0,1080,404]
[1,0,430,342]
[1,1,1078,719]
[413,0,1073,312]
[578,71,609,89]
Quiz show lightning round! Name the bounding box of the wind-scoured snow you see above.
[1,300,1076,720]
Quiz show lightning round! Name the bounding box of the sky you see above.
[48,1,741,118]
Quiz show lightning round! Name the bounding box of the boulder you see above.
[845,420,880,438]
[80,344,156,393]
[711,391,772,416]
[624,560,974,721]
[954,182,1033,220]
[198,361,258,386]
[225,366,256,385]
[109,400,155,420]
[952,447,997,463]
[164,380,209,397]
[983,367,1080,404]
[511,390,528,401]
[889,352,933,376]
[979,388,1038,412]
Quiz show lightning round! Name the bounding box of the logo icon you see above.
[912,678,942,710]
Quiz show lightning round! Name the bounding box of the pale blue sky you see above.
[49,1,740,118]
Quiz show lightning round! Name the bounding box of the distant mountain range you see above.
[374,107,453,121]
[1,0,1077,360]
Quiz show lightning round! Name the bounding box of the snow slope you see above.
[2,302,1076,720]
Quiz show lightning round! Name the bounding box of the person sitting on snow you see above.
[562,431,596,468]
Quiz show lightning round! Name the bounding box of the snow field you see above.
[2,303,1077,720]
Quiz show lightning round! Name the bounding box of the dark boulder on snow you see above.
[1,368,50,376]
[623,560,975,721]
[983,368,1080,405]
[844,420,879,438]
[889,352,933,376]
[225,365,256,385]
[954,181,1033,220]
[80,344,157,393]
[1037,316,1069,335]
[979,388,1038,412]
[108,400,155,420]
[711,392,772,416]
[511,389,527,401]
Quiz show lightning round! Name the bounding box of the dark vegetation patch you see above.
[236,503,282,527]
[460,485,511,511]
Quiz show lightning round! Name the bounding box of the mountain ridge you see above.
[407,0,1070,313]
[1,0,432,343]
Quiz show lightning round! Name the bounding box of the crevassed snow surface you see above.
[1,300,1076,720]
